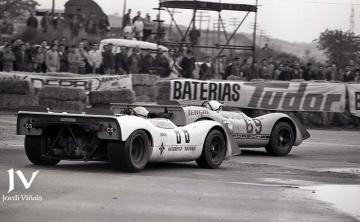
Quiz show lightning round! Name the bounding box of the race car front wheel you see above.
[108,130,150,172]
[265,122,295,156]
[25,135,60,166]
[196,129,226,169]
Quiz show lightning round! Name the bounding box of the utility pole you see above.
[122,0,127,21]
[213,23,220,54]
[350,4,355,33]
[252,0,259,79]
[51,0,55,17]
[229,18,241,46]
[196,11,209,32]
[195,13,210,46]
[205,16,211,53]
[214,19,226,46]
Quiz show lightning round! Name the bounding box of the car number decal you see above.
[174,129,191,144]
[174,130,181,144]
[244,119,263,134]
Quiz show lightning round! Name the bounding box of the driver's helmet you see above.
[205,101,224,111]
[133,106,149,118]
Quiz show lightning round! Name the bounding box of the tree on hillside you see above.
[0,0,38,20]
[317,29,360,68]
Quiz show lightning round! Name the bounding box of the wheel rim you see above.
[131,137,145,164]
[209,135,223,164]
[276,128,292,148]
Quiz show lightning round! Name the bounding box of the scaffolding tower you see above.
[155,0,259,60]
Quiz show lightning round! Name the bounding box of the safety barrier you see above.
[0,73,359,128]
[0,79,38,110]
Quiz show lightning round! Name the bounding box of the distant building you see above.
[64,0,106,19]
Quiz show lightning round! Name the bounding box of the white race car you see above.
[17,107,234,172]
[112,101,310,156]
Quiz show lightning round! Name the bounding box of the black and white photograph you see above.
[0,0,359,221]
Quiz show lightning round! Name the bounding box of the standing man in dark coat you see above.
[302,63,314,81]
[142,49,154,74]
[343,65,355,82]
[122,9,132,30]
[26,12,38,29]
[180,50,196,79]
[14,44,30,71]
[199,55,215,80]
[154,50,170,78]
[115,47,129,74]
[102,44,115,74]
[126,46,143,74]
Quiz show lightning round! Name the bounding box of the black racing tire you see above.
[108,130,150,172]
[24,135,60,166]
[265,122,295,156]
[196,129,226,169]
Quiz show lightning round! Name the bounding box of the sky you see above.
[36,0,360,43]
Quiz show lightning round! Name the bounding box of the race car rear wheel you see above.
[265,122,295,156]
[25,135,60,166]
[108,130,150,172]
[196,129,226,169]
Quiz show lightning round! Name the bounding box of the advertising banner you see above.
[170,79,346,112]
[0,72,133,92]
[347,83,360,117]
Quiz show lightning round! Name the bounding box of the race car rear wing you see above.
[111,103,187,126]
[17,111,121,140]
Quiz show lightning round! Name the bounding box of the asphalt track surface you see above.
[0,114,359,222]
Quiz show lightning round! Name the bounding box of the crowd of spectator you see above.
[0,37,359,83]
[216,55,360,83]
[122,9,165,42]
[26,11,110,37]
[0,8,356,82]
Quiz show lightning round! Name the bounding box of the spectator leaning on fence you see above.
[199,55,215,80]
[154,49,170,78]
[343,65,355,82]
[45,44,60,72]
[89,43,103,74]
[142,49,154,74]
[167,48,182,77]
[102,44,115,74]
[354,69,360,82]
[67,45,81,74]
[180,50,196,79]
[225,56,243,80]
[241,56,253,81]
[58,44,68,72]
[34,46,45,73]
[14,43,30,72]
[115,46,129,74]
[2,44,15,72]
[127,46,143,74]
[214,55,227,80]
[259,59,272,80]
